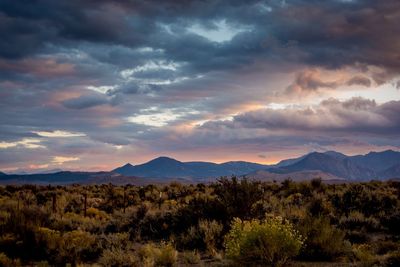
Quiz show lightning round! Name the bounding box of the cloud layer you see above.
[0,0,399,171]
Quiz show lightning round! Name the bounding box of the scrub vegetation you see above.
[0,177,400,266]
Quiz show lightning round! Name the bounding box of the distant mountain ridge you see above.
[112,156,268,179]
[1,150,400,184]
[113,150,400,181]
[266,150,400,180]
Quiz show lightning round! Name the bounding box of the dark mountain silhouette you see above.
[379,163,400,179]
[275,154,308,167]
[113,157,267,178]
[113,157,193,178]
[324,151,347,160]
[350,150,400,172]
[266,150,400,180]
[267,152,375,180]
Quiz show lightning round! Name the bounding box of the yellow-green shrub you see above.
[224,216,304,266]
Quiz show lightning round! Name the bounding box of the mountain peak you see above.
[305,151,327,158]
[122,163,134,168]
[324,151,347,159]
[148,156,182,164]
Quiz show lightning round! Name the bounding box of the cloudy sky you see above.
[1,0,399,172]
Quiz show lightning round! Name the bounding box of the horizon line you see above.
[2,148,398,175]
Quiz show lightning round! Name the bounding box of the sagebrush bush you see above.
[339,211,380,231]
[198,219,223,255]
[352,244,378,267]
[224,216,304,266]
[57,230,99,264]
[298,216,347,260]
[138,242,178,267]
[182,250,201,264]
[98,247,138,267]
[101,232,131,250]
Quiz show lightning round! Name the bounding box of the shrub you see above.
[224,216,304,266]
[101,232,131,250]
[86,207,110,220]
[57,230,100,264]
[138,242,178,267]
[157,243,178,267]
[0,252,21,267]
[339,211,380,231]
[98,247,138,267]
[179,226,202,250]
[182,250,201,264]
[37,227,98,264]
[215,177,263,220]
[0,253,12,267]
[352,244,378,267]
[298,216,347,260]
[198,219,223,255]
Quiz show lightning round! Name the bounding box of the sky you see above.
[0,0,400,173]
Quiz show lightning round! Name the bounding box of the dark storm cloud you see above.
[1,0,399,74]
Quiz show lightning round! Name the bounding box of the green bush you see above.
[224,216,304,266]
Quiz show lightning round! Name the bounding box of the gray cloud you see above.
[346,75,371,87]
[211,97,400,135]
[62,93,109,109]
[285,69,340,95]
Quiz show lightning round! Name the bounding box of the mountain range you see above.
[113,156,267,179]
[1,150,399,185]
